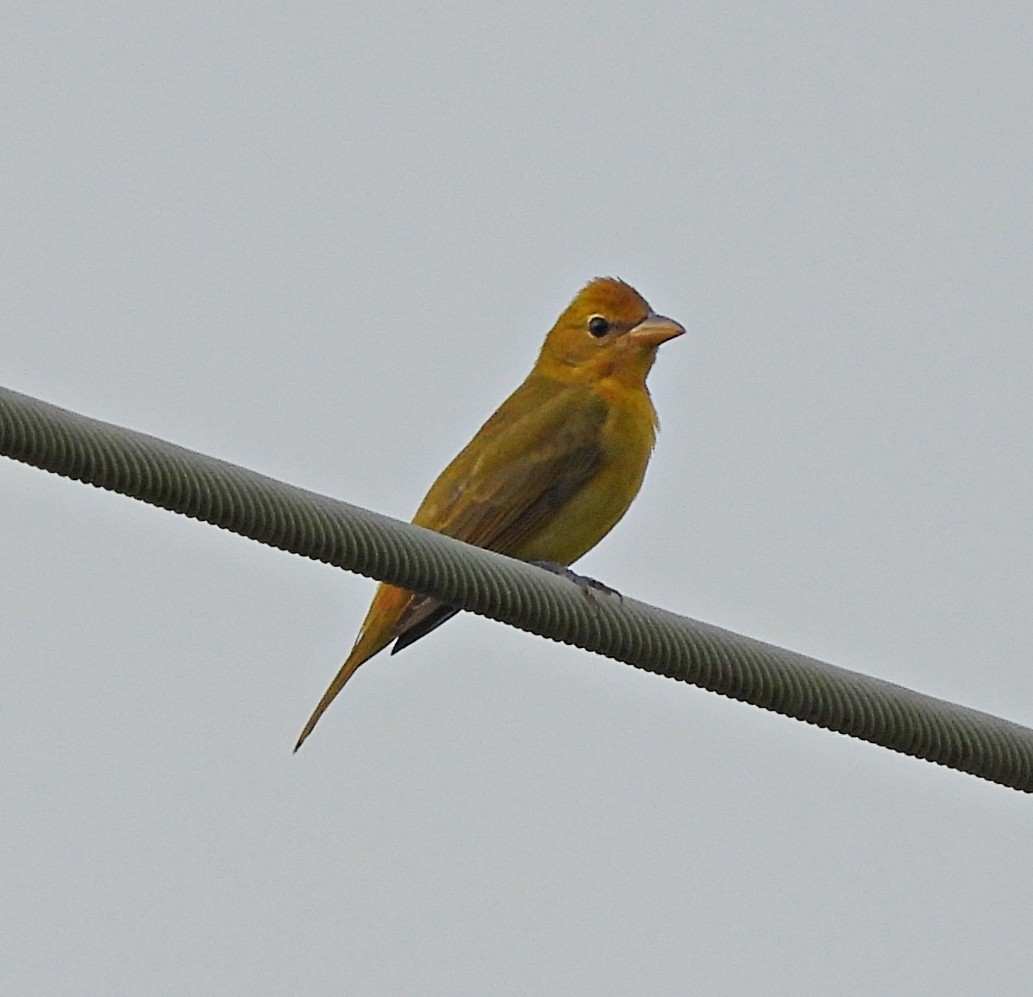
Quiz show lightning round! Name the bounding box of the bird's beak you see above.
[627,312,686,347]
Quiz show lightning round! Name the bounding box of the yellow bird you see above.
[296,277,684,749]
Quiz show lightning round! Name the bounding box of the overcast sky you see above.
[3,5,1032,995]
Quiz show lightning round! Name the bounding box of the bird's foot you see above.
[529,560,623,602]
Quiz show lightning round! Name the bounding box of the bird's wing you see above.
[390,603,460,655]
[391,384,608,650]
[417,382,608,552]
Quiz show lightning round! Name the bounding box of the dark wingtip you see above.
[390,605,461,655]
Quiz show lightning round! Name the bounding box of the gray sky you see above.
[4,5,1032,995]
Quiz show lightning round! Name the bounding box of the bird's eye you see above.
[588,315,610,338]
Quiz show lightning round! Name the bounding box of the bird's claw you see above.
[529,560,623,603]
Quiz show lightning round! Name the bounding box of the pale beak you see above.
[627,312,686,347]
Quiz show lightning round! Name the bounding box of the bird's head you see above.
[535,277,685,388]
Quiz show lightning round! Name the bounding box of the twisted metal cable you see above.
[2,384,1031,791]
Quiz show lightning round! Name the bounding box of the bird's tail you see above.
[293,582,409,751]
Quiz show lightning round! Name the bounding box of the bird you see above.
[295,277,684,749]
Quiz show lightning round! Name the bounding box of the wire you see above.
[2,384,1031,792]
